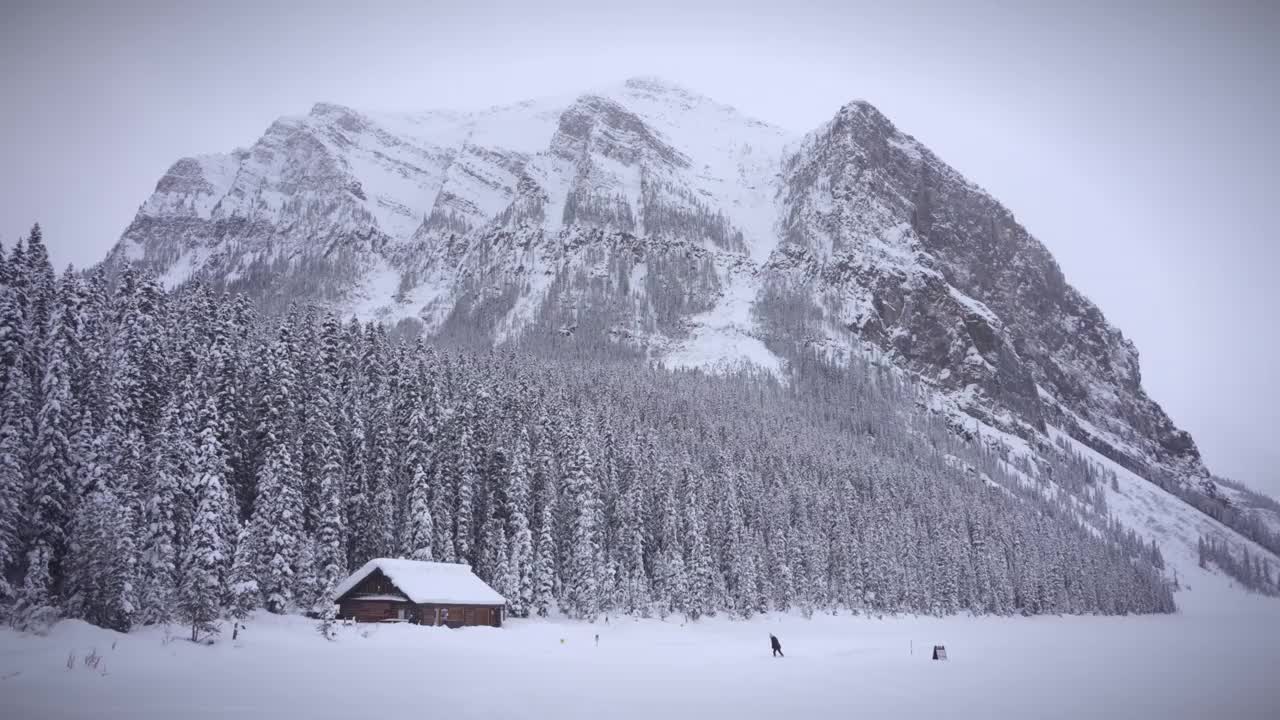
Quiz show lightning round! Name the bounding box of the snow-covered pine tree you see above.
[723,472,758,618]
[402,400,434,561]
[356,367,396,562]
[343,406,370,569]
[653,471,688,618]
[452,399,478,564]
[0,359,31,609]
[98,270,155,522]
[250,441,302,614]
[313,445,346,638]
[135,396,186,625]
[11,543,57,630]
[178,391,234,641]
[28,286,78,598]
[221,293,258,515]
[226,526,260,622]
[64,484,138,631]
[290,308,323,529]
[405,462,435,562]
[293,536,319,613]
[481,511,511,600]
[613,449,648,615]
[561,425,601,619]
[256,316,298,460]
[504,425,534,617]
[74,266,110,413]
[962,512,988,613]
[366,445,397,561]
[531,496,556,617]
[349,322,395,562]
[21,225,56,391]
[53,267,90,409]
[683,476,716,620]
[312,390,348,630]
[110,266,167,453]
[475,468,501,583]
[0,245,26,397]
[179,499,226,643]
[429,434,455,563]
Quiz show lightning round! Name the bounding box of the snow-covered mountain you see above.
[109,77,1271,579]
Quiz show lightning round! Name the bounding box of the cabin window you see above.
[397,607,406,620]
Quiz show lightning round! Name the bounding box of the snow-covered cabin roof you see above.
[333,558,506,606]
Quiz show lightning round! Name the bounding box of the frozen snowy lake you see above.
[3,581,1278,720]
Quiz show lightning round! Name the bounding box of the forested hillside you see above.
[0,226,1175,638]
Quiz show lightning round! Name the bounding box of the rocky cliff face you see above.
[764,100,1202,482]
[108,76,1206,486]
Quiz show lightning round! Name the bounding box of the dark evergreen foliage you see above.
[1198,534,1279,597]
[0,227,1189,633]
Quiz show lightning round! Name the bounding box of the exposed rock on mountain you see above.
[109,76,1205,492]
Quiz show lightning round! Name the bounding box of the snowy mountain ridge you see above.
[108,77,1278,593]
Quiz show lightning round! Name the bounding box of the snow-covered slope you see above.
[107,77,1277,595]
[1044,425,1275,607]
[113,78,793,363]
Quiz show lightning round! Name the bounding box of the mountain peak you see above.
[839,98,881,113]
[832,98,894,131]
[614,75,722,109]
[111,80,1214,521]
[310,101,359,118]
[621,75,692,94]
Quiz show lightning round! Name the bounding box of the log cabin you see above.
[333,558,506,628]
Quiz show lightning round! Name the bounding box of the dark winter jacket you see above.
[770,635,781,651]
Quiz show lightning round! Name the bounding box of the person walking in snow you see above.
[770,634,784,658]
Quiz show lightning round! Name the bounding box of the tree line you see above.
[0,225,1175,642]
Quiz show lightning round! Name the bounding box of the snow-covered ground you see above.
[4,581,1278,720]
[664,256,784,376]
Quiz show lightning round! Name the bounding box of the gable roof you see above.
[333,558,506,606]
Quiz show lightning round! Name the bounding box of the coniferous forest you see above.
[0,226,1175,640]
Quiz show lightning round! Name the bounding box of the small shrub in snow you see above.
[12,603,60,635]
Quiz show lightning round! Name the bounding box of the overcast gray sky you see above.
[2,0,1277,496]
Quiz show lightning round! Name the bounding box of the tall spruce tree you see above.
[402,401,434,561]
[64,484,138,631]
[251,442,302,614]
[0,359,31,608]
[28,288,77,598]
[178,393,233,641]
[562,428,600,619]
[504,426,535,617]
[135,396,186,625]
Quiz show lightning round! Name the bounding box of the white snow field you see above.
[3,578,1278,720]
